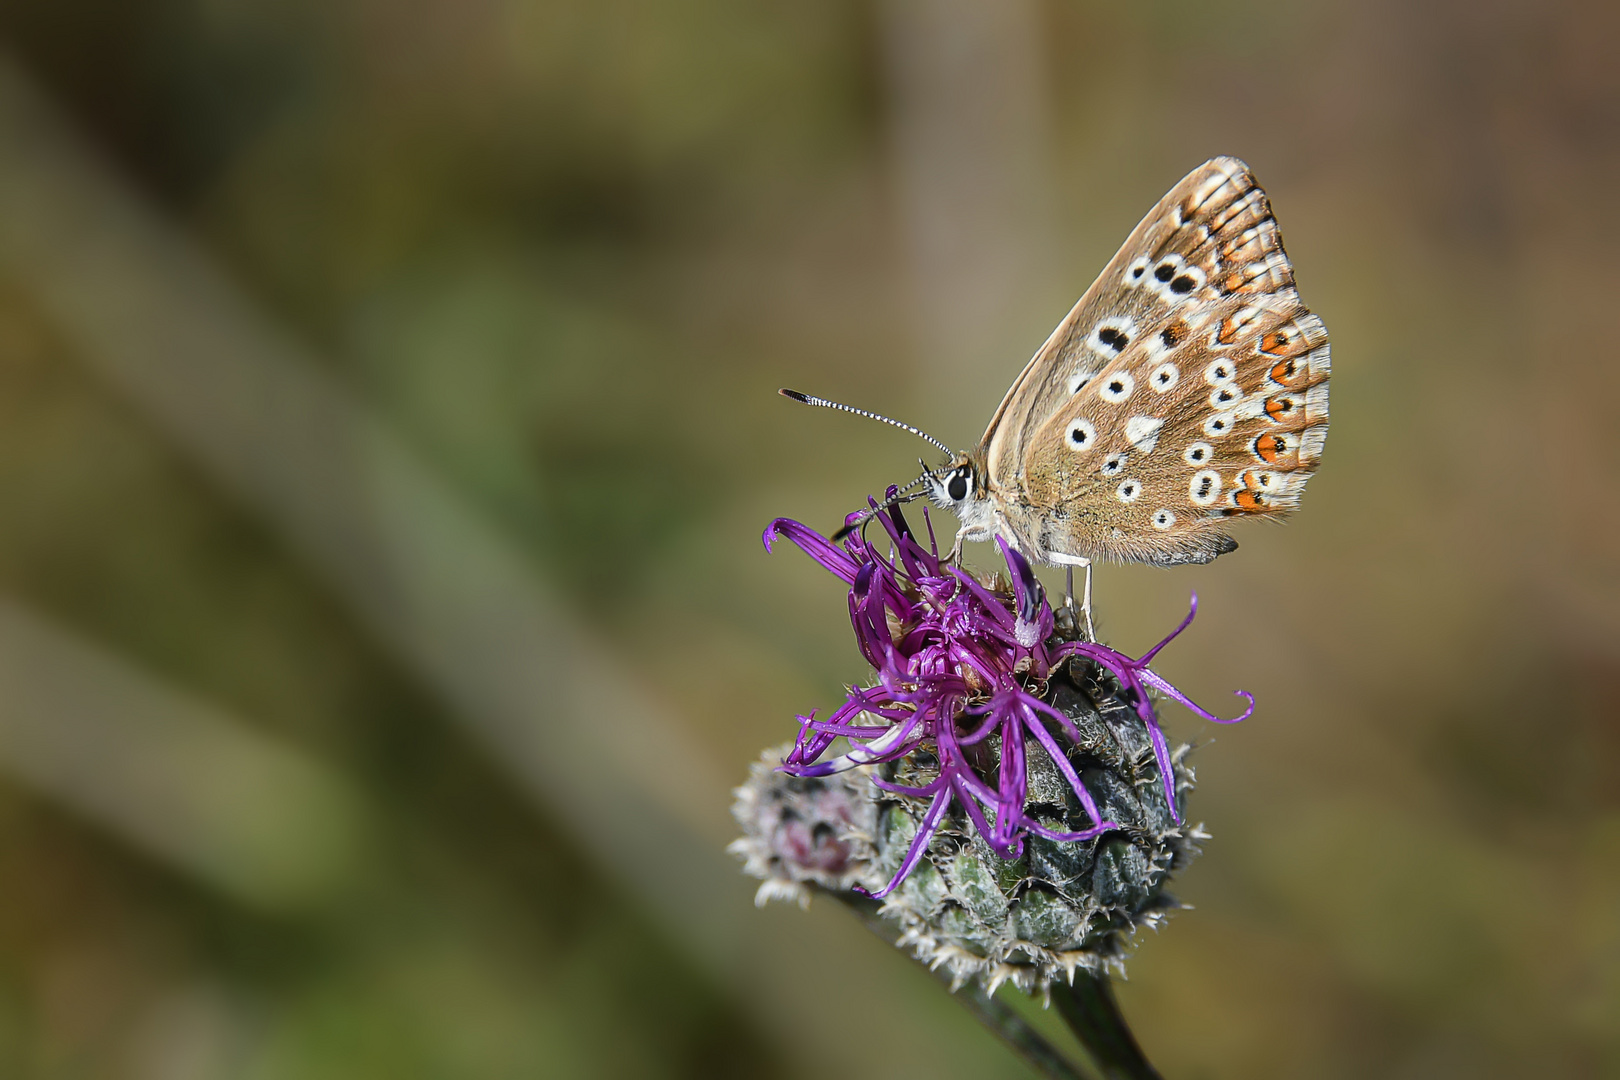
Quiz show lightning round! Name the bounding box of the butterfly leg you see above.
[1050,553,1094,641]
[1080,560,1094,641]
[946,523,994,566]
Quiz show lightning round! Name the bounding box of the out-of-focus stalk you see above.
[1052,974,1162,1080]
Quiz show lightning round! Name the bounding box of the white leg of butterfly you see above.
[946,523,995,566]
[1047,551,1094,642]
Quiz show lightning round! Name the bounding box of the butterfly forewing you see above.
[981,157,1330,566]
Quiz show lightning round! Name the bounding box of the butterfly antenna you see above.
[831,472,932,542]
[779,388,953,457]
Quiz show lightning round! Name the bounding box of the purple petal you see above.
[996,715,1027,849]
[950,768,1020,859]
[856,784,951,899]
[1139,669,1256,725]
[871,774,944,798]
[957,700,1010,746]
[1141,713,1181,823]
[947,567,1015,629]
[1138,593,1199,666]
[997,537,1046,632]
[1023,691,1085,743]
[1024,818,1118,843]
[763,517,860,582]
[1021,706,1112,829]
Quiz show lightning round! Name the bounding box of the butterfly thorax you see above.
[964,452,1112,565]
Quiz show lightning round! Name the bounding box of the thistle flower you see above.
[867,663,1211,992]
[732,671,1208,994]
[727,748,877,908]
[737,495,1262,1055]
[760,496,1252,903]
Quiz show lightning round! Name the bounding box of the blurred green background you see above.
[0,1,1613,1077]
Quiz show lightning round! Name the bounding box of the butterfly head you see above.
[926,454,975,506]
[925,452,997,537]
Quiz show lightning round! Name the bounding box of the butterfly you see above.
[786,157,1328,600]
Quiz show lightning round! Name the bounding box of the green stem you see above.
[1051,972,1163,1080]
[958,983,1096,1080]
[837,895,1094,1080]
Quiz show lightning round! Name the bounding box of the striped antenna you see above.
[831,468,935,542]
[779,388,953,457]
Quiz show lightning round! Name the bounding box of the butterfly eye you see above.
[1115,479,1142,503]
[1183,442,1213,465]
[1154,261,1177,283]
[1152,509,1177,530]
[947,470,970,502]
[1203,413,1235,437]
[1209,385,1241,408]
[1067,419,1097,450]
[1124,257,1150,286]
[1204,359,1236,385]
[1100,453,1125,476]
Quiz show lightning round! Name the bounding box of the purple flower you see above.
[763,495,1253,900]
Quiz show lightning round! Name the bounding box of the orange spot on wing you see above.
[1232,489,1265,511]
[1253,433,1280,463]
[1260,331,1292,355]
[1269,358,1299,384]
[1265,397,1294,420]
[1216,317,1239,345]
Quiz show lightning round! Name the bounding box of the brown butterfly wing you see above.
[981,158,1255,480]
[982,157,1330,566]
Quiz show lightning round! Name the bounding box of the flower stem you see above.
[960,984,1096,1080]
[1052,972,1163,1080]
[838,894,1095,1080]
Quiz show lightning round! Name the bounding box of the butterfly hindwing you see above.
[983,157,1330,565]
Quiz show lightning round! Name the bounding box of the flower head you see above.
[728,746,878,908]
[761,494,1252,900]
[732,661,1211,994]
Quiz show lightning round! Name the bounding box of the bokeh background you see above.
[0,1,1614,1077]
